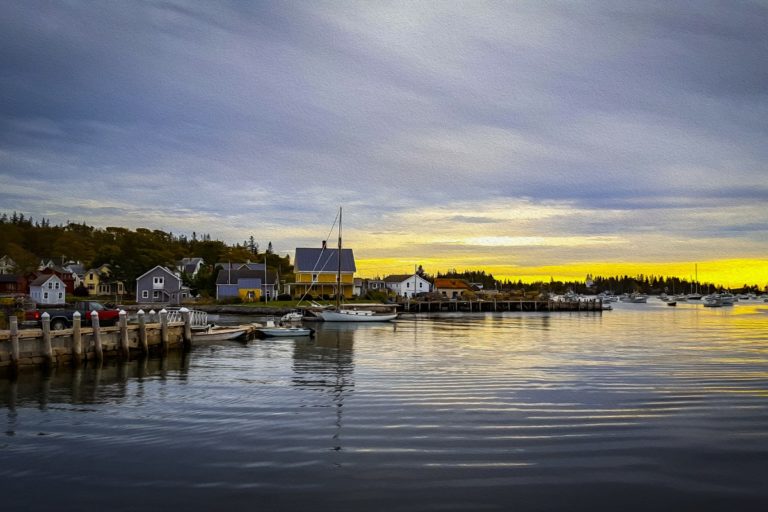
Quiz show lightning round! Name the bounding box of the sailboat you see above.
[316,207,398,322]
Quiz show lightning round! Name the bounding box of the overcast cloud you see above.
[1,1,767,277]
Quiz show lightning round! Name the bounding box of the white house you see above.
[29,274,66,305]
[383,274,432,298]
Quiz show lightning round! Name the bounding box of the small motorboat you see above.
[280,311,304,322]
[258,326,314,337]
[667,301,677,306]
[192,325,249,342]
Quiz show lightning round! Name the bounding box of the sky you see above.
[1,1,767,286]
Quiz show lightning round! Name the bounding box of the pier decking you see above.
[402,299,603,313]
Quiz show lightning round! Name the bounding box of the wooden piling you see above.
[92,310,103,361]
[119,310,129,360]
[137,309,148,353]
[72,311,82,364]
[41,312,53,364]
[159,309,169,351]
[9,315,19,366]
[180,307,192,349]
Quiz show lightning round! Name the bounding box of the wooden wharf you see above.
[0,308,256,372]
[402,299,602,314]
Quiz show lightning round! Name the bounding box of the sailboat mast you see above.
[336,207,342,309]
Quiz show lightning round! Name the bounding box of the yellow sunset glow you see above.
[355,257,768,288]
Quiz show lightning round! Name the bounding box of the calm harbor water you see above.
[2,300,768,511]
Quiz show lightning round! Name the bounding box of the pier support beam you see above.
[41,312,53,364]
[119,310,129,360]
[137,310,148,353]
[72,312,82,364]
[9,316,19,366]
[92,310,103,361]
[180,307,192,349]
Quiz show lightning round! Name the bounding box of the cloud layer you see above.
[1,1,767,280]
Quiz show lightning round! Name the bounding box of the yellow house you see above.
[288,245,356,299]
[83,263,125,296]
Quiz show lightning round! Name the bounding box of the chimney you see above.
[322,240,327,249]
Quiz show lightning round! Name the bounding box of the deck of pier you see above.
[402,299,602,313]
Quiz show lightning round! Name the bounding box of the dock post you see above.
[72,311,82,364]
[180,307,192,349]
[41,312,53,364]
[9,315,19,366]
[119,310,129,360]
[137,309,148,353]
[159,309,169,351]
[92,310,103,361]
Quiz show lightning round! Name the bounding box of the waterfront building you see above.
[286,243,356,299]
[135,265,186,305]
[384,273,432,298]
[434,277,474,299]
[29,273,66,305]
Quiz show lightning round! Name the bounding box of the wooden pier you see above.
[402,299,602,314]
[0,308,209,371]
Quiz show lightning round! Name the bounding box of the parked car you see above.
[24,301,120,330]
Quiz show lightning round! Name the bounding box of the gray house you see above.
[215,268,278,301]
[177,257,205,277]
[135,265,185,305]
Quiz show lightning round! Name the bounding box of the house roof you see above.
[65,263,85,276]
[0,274,20,283]
[30,274,62,286]
[215,268,277,285]
[178,257,204,274]
[294,248,356,273]
[384,274,416,283]
[215,262,266,272]
[135,265,181,282]
[434,278,472,289]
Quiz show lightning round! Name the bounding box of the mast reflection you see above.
[291,324,356,452]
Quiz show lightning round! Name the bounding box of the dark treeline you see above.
[0,212,292,297]
[431,269,761,295]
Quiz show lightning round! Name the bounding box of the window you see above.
[58,293,63,300]
[407,282,410,288]
[153,276,164,285]
[419,282,423,288]
[55,282,60,289]
[153,291,160,299]
[44,292,49,299]
[312,274,318,282]
[48,282,53,289]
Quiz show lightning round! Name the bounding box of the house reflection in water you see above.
[291,325,356,452]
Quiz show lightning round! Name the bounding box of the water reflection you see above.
[1,353,190,430]
[291,325,356,452]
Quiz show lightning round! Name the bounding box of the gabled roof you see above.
[215,268,277,285]
[30,274,63,286]
[178,257,204,274]
[135,265,181,282]
[65,263,85,276]
[215,262,266,272]
[294,248,356,273]
[384,274,417,283]
[434,278,472,290]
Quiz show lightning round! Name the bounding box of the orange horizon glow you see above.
[354,258,768,288]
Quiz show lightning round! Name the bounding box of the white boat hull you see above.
[192,327,248,341]
[317,310,397,322]
[258,327,313,337]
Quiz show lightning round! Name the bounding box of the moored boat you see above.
[258,326,314,337]
[192,325,249,341]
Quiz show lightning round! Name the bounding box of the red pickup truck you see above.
[24,301,120,330]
